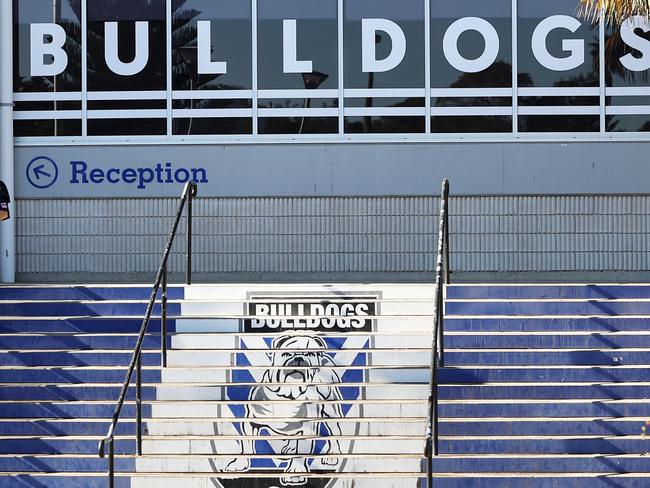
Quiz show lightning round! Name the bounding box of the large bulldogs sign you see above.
[212,293,378,488]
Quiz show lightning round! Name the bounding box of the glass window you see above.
[87,0,166,135]
[430,0,512,133]
[344,0,426,133]
[518,0,600,132]
[257,0,338,135]
[604,20,650,132]
[13,0,82,136]
[172,0,252,135]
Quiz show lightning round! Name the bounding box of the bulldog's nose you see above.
[289,356,306,367]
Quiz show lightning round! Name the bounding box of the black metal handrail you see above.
[98,181,198,488]
[424,179,450,488]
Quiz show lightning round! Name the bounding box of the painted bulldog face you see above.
[270,335,326,388]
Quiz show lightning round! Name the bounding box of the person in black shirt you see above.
[0,179,10,221]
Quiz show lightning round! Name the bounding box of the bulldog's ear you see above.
[313,336,326,349]
[271,335,291,350]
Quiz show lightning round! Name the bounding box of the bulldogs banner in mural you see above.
[211,292,378,488]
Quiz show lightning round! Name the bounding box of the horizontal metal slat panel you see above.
[14,195,650,275]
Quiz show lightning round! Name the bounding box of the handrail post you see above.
[108,439,114,488]
[437,280,445,368]
[186,183,194,285]
[442,179,450,284]
[136,354,142,456]
[161,265,168,368]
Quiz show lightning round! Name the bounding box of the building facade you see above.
[3,0,650,281]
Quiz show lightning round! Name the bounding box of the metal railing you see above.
[98,181,198,487]
[424,179,450,488]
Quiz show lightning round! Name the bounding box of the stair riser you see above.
[0,370,162,384]
[447,285,650,300]
[0,303,181,317]
[439,367,650,383]
[0,336,164,350]
[7,455,650,474]
[0,287,183,301]
[0,404,151,419]
[169,334,650,350]
[447,301,650,316]
[3,476,131,488]
[445,317,650,332]
[0,387,157,401]
[0,457,134,472]
[165,350,650,367]
[0,439,135,454]
[1,420,644,437]
[0,352,162,367]
[0,319,171,334]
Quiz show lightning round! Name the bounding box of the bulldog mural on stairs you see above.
[214,292,378,488]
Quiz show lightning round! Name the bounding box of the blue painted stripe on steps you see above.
[447,285,650,300]
[0,438,136,454]
[445,402,650,418]
[446,300,650,316]
[5,475,131,488]
[437,385,650,400]
[439,420,646,436]
[0,319,173,334]
[0,351,162,366]
[445,317,650,332]
[442,334,650,349]
[0,404,151,419]
[437,438,646,454]
[417,476,650,487]
[0,456,135,473]
[427,455,650,473]
[0,386,157,401]
[441,350,650,366]
[0,369,161,384]
[0,421,141,436]
[439,367,650,383]
[0,335,163,350]
[0,286,183,301]
[0,302,181,317]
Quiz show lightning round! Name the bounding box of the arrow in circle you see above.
[33,164,52,180]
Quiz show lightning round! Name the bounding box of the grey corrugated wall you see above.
[14,195,650,279]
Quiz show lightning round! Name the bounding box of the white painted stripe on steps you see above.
[154,385,428,401]
[175,319,240,333]
[135,457,422,473]
[184,284,435,301]
[165,350,431,367]
[141,438,424,455]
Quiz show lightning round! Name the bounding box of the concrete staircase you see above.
[1,283,650,487]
